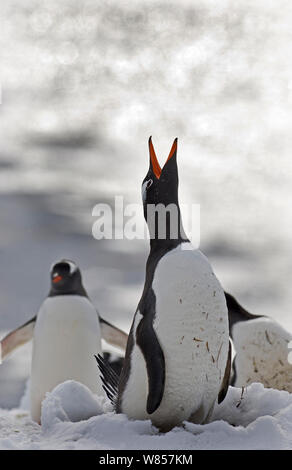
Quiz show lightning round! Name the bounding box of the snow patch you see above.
[0,383,291,449]
[41,380,111,430]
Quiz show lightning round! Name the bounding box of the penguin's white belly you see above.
[233,318,292,392]
[31,296,103,422]
[122,245,229,429]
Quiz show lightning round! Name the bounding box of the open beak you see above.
[148,137,177,179]
[53,275,63,284]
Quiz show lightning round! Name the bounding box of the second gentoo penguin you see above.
[226,292,292,392]
[0,260,128,423]
[97,137,231,431]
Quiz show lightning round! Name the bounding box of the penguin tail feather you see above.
[95,354,119,407]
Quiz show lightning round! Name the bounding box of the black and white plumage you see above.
[102,352,124,377]
[95,354,119,407]
[97,138,231,431]
[0,259,128,422]
[226,292,292,392]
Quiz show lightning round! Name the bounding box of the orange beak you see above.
[53,275,63,284]
[149,137,177,179]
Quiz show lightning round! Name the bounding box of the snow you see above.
[0,381,291,449]
[41,381,109,429]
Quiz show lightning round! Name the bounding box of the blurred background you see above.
[0,0,291,407]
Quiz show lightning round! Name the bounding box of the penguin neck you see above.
[138,210,188,311]
[149,234,185,253]
[146,203,188,253]
[48,284,88,298]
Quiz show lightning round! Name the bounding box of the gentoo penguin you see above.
[97,137,231,432]
[226,292,292,392]
[0,260,128,422]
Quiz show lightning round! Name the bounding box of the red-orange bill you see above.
[149,137,178,179]
[149,137,161,179]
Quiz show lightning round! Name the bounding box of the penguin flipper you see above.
[0,317,36,362]
[99,316,128,352]
[95,354,119,407]
[136,317,165,415]
[218,340,232,404]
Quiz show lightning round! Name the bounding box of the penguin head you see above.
[142,137,186,244]
[142,137,178,211]
[49,260,87,297]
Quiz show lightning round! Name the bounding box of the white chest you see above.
[122,244,229,428]
[233,317,292,392]
[30,296,103,422]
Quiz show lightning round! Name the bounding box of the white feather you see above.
[120,311,149,418]
[232,317,292,392]
[66,261,77,275]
